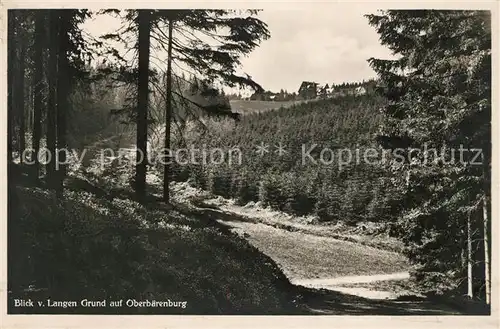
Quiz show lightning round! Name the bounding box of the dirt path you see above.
[183,199,412,300]
[294,272,410,286]
[210,217,468,314]
[223,219,408,286]
[224,219,409,299]
[167,199,483,314]
[292,272,410,300]
[168,184,486,314]
[190,196,413,300]
[210,217,470,314]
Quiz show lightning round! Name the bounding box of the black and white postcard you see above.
[1,1,498,328]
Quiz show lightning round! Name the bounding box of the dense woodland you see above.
[168,94,395,223]
[7,9,492,312]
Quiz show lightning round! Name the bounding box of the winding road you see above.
[222,219,410,299]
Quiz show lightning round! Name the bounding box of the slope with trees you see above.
[166,93,400,225]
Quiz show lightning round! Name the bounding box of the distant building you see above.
[326,84,335,95]
[250,90,279,101]
[355,86,367,95]
[298,81,318,99]
[316,83,330,99]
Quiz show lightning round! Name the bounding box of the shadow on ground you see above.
[295,287,447,315]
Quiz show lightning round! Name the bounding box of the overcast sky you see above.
[239,7,393,93]
[83,6,394,94]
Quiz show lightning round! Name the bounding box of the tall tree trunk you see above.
[7,11,16,163]
[17,43,26,163]
[482,195,490,304]
[482,142,491,304]
[467,209,473,299]
[163,18,174,203]
[56,11,70,196]
[27,74,34,135]
[135,10,151,201]
[27,83,32,134]
[46,10,58,187]
[32,11,45,182]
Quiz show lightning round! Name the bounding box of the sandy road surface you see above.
[221,219,410,299]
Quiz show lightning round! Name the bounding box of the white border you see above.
[0,1,498,328]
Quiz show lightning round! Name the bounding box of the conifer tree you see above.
[367,10,491,300]
[31,11,44,181]
[103,10,270,202]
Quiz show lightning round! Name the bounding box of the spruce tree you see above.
[367,10,491,300]
[31,11,44,182]
[102,10,270,202]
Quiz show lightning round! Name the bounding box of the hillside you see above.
[167,93,402,226]
[229,99,307,114]
[8,175,298,315]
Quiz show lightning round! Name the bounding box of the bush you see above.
[233,171,259,205]
[206,166,234,199]
[187,164,208,189]
[258,174,286,209]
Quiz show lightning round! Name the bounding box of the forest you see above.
[6,9,492,314]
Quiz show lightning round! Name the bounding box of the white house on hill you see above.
[355,86,366,95]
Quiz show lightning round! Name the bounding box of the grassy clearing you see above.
[8,184,299,314]
[199,194,404,253]
[229,99,307,114]
[223,221,409,281]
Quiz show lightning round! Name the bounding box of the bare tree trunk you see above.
[27,76,33,134]
[482,195,490,304]
[46,10,58,187]
[56,11,70,197]
[7,11,16,163]
[32,11,45,182]
[482,143,491,305]
[467,209,473,299]
[163,18,174,204]
[135,10,151,201]
[17,43,26,163]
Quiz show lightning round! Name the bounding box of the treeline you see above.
[225,80,375,102]
[228,89,298,101]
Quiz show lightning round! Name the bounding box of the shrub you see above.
[258,174,286,209]
[233,171,259,205]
